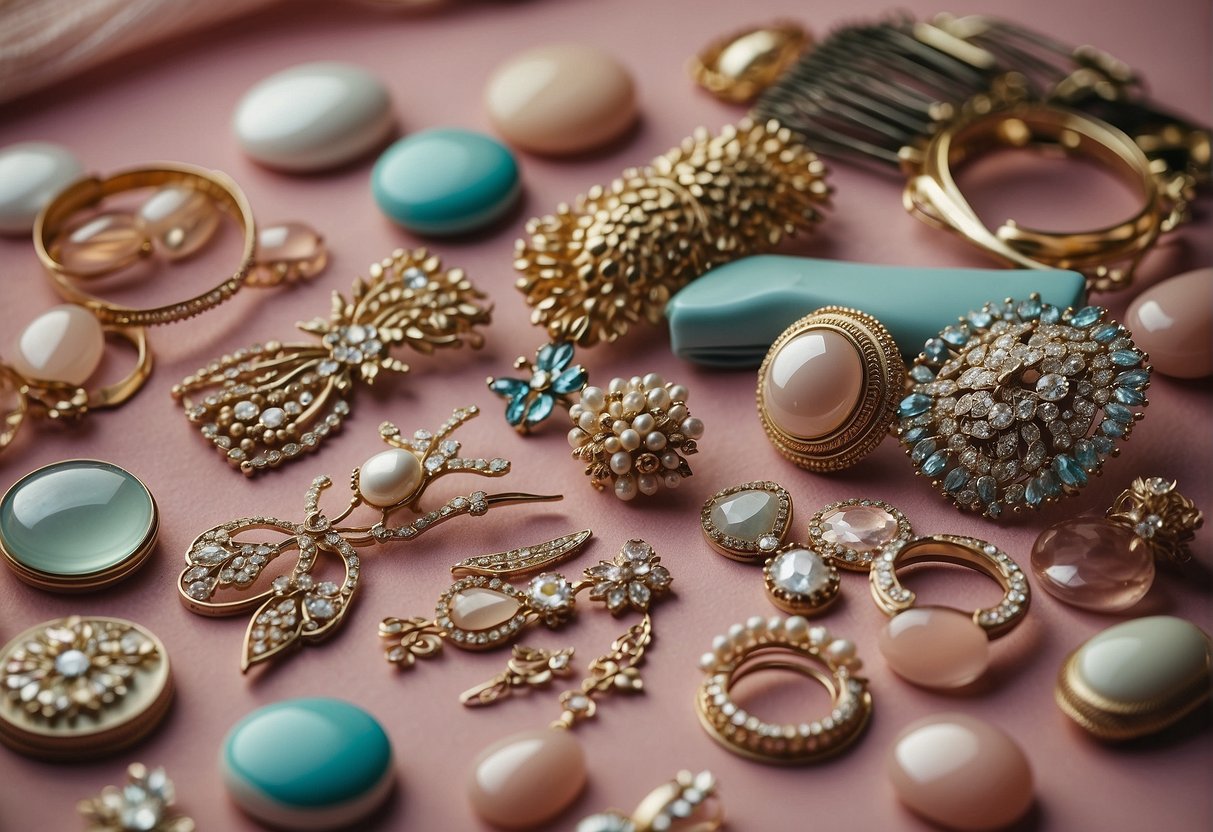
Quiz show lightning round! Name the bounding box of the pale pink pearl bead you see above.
[467,728,587,829]
[762,329,864,439]
[879,608,990,689]
[10,304,105,386]
[888,713,1033,831]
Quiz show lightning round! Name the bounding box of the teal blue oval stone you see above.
[0,459,155,578]
[1070,306,1102,327]
[371,128,519,234]
[223,698,392,823]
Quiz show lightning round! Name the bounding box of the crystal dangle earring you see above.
[380,537,672,670]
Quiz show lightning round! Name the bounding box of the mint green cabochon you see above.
[222,698,392,808]
[371,128,520,235]
[0,460,155,577]
[665,255,1088,367]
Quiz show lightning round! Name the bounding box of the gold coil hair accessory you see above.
[515,118,829,349]
[748,14,1209,290]
[173,248,491,475]
[176,405,559,672]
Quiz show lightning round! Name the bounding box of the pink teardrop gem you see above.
[467,728,587,829]
[250,222,327,283]
[449,588,522,632]
[1031,518,1154,612]
[53,211,147,275]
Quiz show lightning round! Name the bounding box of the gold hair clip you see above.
[515,118,829,349]
[173,248,491,474]
[176,406,559,672]
[381,536,672,671]
[79,763,193,832]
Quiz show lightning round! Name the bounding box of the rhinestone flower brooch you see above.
[174,248,491,475]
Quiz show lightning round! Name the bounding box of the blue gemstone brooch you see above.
[898,294,1150,518]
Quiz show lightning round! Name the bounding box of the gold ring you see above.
[903,101,1171,292]
[695,616,871,764]
[34,162,257,326]
[870,534,1030,639]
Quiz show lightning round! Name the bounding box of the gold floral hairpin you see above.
[176,405,559,672]
[380,537,672,672]
[173,248,491,475]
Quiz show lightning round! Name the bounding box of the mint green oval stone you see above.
[371,128,520,234]
[222,698,393,811]
[0,460,155,577]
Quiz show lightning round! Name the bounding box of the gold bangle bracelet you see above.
[902,101,1169,292]
[34,162,257,327]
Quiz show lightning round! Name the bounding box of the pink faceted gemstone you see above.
[1031,518,1154,612]
[820,505,899,552]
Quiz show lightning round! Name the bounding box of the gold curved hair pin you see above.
[176,405,559,672]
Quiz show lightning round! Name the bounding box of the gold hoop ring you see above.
[34,162,257,327]
[870,534,1030,639]
[903,102,1171,293]
[695,616,872,765]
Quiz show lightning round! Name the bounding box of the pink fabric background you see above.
[1,1,1209,830]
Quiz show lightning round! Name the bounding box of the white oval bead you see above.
[580,386,604,410]
[1074,615,1210,704]
[647,387,671,409]
[139,186,220,260]
[620,429,641,451]
[662,472,682,489]
[603,437,622,453]
[0,142,83,235]
[668,384,688,402]
[614,475,637,501]
[644,431,667,451]
[358,448,422,507]
[10,304,105,386]
[567,428,587,448]
[637,473,659,495]
[233,62,395,172]
[632,413,655,434]
[622,391,646,415]
[681,417,705,439]
[610,451,632,475]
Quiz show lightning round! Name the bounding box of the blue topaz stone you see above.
[0,460,158,591]
[1070,306,1102,327]
[1115,369,1150,388]
[911,438,937,463]
[922,451,949,477]
[1113,387,1145,406]
[221,698,394,831]
[1103,402,1133,424]
[1111,349,1143,366]
[1092,323,1120,343]
[901,426,929,445]
[372,128,520,235]
[1052,455,1087,488]
[924,338,949,363]
[899,393,932,418]
[1101,418,1126,438]
[943,467,969,492]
